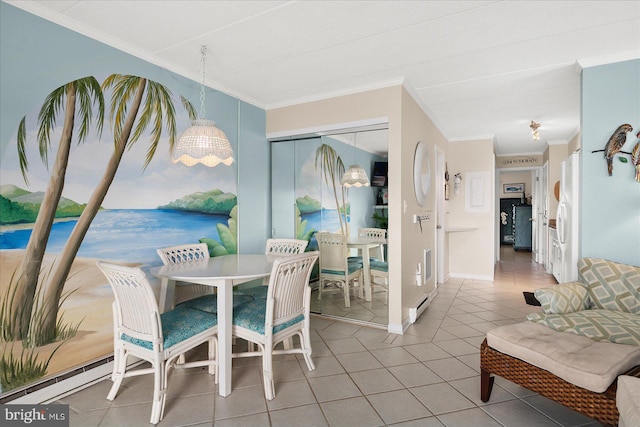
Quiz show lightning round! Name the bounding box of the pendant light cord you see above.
[199,45,207,120]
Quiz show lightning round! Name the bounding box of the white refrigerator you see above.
[555,152,580,283]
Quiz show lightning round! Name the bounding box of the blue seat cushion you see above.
[347,256,380,262]
[121,305,217,350]
[233,299,304,335]
[322,261,362,276]
[370,260,389,272]
[177,293,254,314]
[233,286,268,299]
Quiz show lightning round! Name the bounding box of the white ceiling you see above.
[7,0,640,156]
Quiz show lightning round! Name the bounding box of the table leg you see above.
[159,277,175,313]
[217,282,232,397]
[362,250,372,302]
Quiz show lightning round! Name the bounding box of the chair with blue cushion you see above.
[231,251,319,400]
[348,228,386,263]
[367,259,389,301]
[235,238,309,299]
[158,242,254,313]
[157,243,215,305]
[315,232,362,308]
[97,261,218,425]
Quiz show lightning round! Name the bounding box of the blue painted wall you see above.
[581,59,640,266]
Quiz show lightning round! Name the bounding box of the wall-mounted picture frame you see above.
[504,183,525,193]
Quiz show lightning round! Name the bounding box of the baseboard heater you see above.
[409,292,431,323]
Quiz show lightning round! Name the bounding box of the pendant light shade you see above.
[173,119,234,167]
[341,133,370,187]
[173,45,234,167]
[341,164,370,187]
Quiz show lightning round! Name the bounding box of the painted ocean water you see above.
[0,209,228,266]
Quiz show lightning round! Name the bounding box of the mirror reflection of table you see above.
[150,254,276,397]
[347,237,387,301]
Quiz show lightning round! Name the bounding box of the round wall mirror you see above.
[413,141,431,206]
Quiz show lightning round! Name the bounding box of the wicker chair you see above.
[264,238,309,256]
[97,261,218,424]
[231,251,319,400]
[316,232,362,308]
[235,238,309,299]
[156,243,214,305]
[348,228,386,263]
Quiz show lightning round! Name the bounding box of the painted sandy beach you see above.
[0,250,152,385]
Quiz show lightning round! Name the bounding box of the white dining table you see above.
[150,254,277,397]
[347,237,387,302]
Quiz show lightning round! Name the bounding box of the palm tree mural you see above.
[315,143,348,234]
[38,75,180,342]
[10,77,104,340]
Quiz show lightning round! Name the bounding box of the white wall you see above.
[447,139,496,280]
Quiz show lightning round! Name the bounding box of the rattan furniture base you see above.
[481,339,640,427]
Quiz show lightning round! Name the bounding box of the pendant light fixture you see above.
[173,45,234,167]
[530,120,541,142]
[341,133,370,187]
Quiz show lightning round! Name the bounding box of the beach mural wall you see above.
[0,74,239,395]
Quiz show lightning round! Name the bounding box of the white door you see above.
[531,170,539,262]
[539,163,548,266]
[436,147,445,285]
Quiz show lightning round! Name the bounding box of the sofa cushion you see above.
[578,257,640,314]
[527,309,640,346]
[487,321,640,393]
[617,375,640,427]
[534,282,588,314]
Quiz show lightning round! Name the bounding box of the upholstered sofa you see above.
[481,257,640,426]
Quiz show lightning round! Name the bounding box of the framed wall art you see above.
[504,183,525,193]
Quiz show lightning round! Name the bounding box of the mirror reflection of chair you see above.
[316,232,363,308]
[231,251,319,400]
[358,227,386,261]
[97,261,218,425]
[368,260,389,301]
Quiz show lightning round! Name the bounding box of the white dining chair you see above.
[367,260,389,301]
[97,261,218,425]
[231,251,319,400]
[157,243,214,305]
[358,227,387,261]
[265,238,309,256]
[315,232,362,308]
[235,238,309,299]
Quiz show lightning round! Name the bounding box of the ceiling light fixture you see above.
[173,45,234,167]
[530,120,541,142]
[341,134,370,188]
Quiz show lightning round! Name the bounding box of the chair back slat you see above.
[358,228,386,261]
[266,252,319,329]
[265,238,308,256]
[358,228,387,241]
[157,243,210,265]
[97,262,161,344]
[315,233,349,272]
[157,243,214,304]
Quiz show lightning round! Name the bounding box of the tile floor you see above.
[56,248,603,426]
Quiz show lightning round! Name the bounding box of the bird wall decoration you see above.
[632,141,640,182]
[591,124,633,176]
